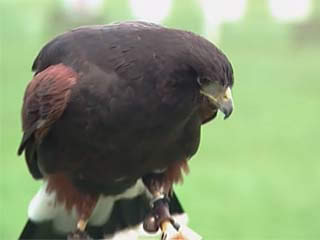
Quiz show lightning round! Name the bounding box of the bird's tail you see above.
[19,191,188,240]
[19,219,66,239]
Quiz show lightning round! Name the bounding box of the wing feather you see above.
[18,64,77,178]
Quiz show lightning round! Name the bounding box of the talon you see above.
[67,218,91,240]
[160,220,182,240]
[67,229,92,240]
[160,220,173,238]
[77,218,88,232]
[160,217,203,240]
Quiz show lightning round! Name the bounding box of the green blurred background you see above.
[1,0,320,239]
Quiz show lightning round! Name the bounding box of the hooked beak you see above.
[219,87,233,119]
[200,87,234,119]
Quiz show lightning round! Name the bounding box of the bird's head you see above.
[197,75,233,119]
[195,44,234,119]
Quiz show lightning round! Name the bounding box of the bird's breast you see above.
[37,69,200,194]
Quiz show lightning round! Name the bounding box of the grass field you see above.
[1,1,320,239]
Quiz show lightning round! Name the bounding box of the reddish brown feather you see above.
[22,63,77,141]
[165,159,189,186]
[46,173,98,218]
[18,64,77,179]
[146,159,190,195]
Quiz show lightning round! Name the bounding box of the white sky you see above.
[63,0,313,24]
[200,0,248,24]
[129,0,172,23]
[63,0,104,15]
[268,0,312,22]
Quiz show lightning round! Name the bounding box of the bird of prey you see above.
[18,21,234,240]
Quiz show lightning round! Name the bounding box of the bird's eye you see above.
[197,77,210,86]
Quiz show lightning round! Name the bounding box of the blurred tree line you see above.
[0,0,204,38]
[1,0,319,59]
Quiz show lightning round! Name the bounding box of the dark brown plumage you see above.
[18,21,234,239]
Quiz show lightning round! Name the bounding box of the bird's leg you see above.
[142,173,182,239]
[77,218,88,232]
[152,197,182,240]
[67,195,98,240]
[68,216,91,240]
[68,217,91,240]
[143,172,202,240]
[149,196,202,240]
[46,173,98,239]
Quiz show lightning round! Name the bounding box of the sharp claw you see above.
[67,229,92,240]
[161,233,168,240]
[160,220,179,240]
[161,219,203,240]
[67,218,91,240]
[77,219,88,232]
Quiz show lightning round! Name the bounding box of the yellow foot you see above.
[77,219,88,232]
[160,220,202,240]
[67,218,91,240]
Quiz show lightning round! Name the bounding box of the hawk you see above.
[18,21,234,239]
